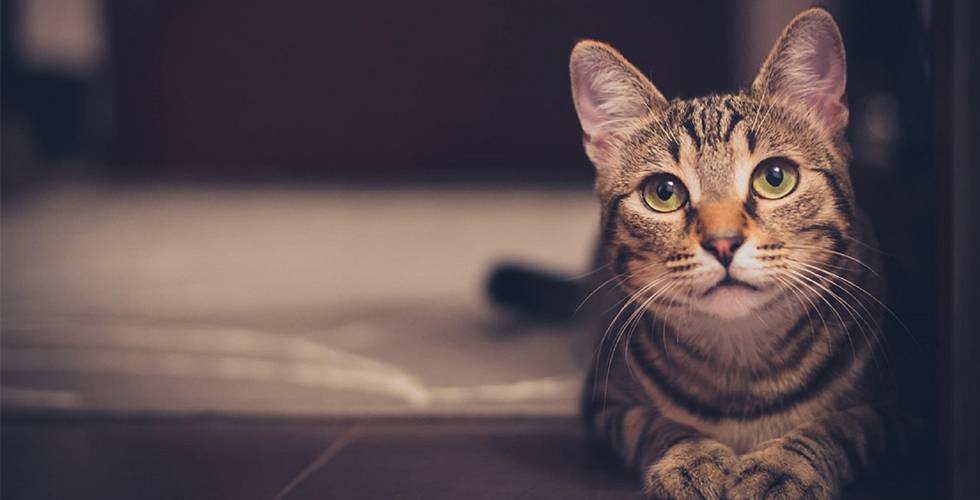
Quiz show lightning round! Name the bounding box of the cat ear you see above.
[570,41,667,155]
[751,8,848,132]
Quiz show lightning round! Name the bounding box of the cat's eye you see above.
[641,174,688,213]
[751,158,799,200]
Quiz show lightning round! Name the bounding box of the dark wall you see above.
[836,1,939,497]
[934,0,980,497]
[106,1,736,184]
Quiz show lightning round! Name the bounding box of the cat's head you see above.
[571,9,855,319]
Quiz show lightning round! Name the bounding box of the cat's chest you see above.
[641,360,858,454]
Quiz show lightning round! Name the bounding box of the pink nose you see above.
[701,236,744,267]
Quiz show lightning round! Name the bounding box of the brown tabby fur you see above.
[572,9,899,500]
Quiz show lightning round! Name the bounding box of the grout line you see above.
[273,425,363,500]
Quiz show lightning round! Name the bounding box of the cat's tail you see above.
[485,263,585,322]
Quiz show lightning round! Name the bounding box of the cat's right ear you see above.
[570,41,666,161]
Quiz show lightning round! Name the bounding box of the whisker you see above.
[769,275,818,364]
[601,281,677,403]
[593,274,669,402]
[655,119,681,147]
[786,257,913,340]
[562,261,614,282]
[613,282,676,376]
[786,260,881,327]
[623,280,682,375]
[785,265,886,368]
[780,270,858,361]
[615,281,675,384]
[575,260,657,315]
[772,274,825,346]
[665,282,683,356]
[783,244,881,278]
[754,97,778,138]
[843,234,891,257]
[750,81,771,131]
[594,261,668,315]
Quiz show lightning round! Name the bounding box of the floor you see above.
[2,185,598,417]
[1,416,641,500]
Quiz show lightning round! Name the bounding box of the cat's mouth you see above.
[701,275,760,297]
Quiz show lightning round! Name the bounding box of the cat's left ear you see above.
[752,8,848,132]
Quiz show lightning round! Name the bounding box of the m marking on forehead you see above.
[682,108,702,150]
[668,138,681,163]
[723,100,744,143]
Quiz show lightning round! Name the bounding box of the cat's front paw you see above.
[725,443,833,500]
[643,439,734,500]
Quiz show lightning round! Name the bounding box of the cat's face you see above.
[571,10,853,319]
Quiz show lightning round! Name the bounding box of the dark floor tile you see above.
[1,417,348,500]
[287,419,641,500]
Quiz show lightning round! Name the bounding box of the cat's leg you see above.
[725,405,894,500]
[589,402,734,500]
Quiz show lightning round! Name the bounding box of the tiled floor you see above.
[1,416,641,500]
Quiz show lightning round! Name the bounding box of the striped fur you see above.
[571,9,898,499]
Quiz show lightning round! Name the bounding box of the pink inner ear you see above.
[570,45,660,149]
[573,78,608,141]
[808,28,845,98]
[776,22,847,129]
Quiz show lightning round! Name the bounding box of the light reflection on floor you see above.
[2,184,598,416]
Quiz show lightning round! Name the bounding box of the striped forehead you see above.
[614,94,762,204]
[666,96,753,200]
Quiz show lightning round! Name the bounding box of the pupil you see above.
[656,181,675,201]
[765,166,784,186]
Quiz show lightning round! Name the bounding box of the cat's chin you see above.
[693,285,772,319]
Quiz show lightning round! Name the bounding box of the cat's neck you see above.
[648,297,809,370]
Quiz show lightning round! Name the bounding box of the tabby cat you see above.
[498,8,900,499]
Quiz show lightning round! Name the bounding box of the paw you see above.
[725,444,833,500]
[643,439,734,500]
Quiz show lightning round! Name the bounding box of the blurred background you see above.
[2,0,976,499]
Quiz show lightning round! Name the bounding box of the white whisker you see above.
[783,244,881,278]
[785,265,885,368]
[780,270,857,360]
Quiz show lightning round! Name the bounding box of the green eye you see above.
[752,158,799,199]
[642,174,688,212]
